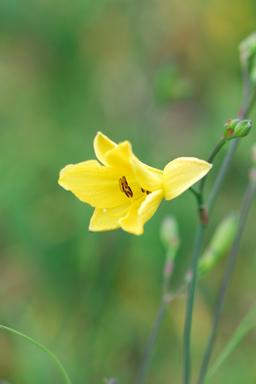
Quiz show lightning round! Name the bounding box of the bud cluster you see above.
[224,118,252,140]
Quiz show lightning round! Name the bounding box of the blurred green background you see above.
[0,0,256,383]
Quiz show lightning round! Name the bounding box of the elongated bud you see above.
[160,216,180,259]
[240,33,256,83]
[104,379,118,384]
[224,118,252,140]
[249,144,256,182]
[252,144,256,164]
[240,33,256,64]
[198,215,239,276]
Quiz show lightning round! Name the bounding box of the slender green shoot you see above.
[206,304,256,381]
[0,324,72,384]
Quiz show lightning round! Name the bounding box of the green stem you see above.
[200,138,227,199]
[190,137,227,213]
[182,91,256,384]
[189,187,203,205]
[183,225,205,384]
[197,176,256,384]
[135,300,166,384]
[0,324,72,384]
[207,140,238,213]
[135,253,178,384]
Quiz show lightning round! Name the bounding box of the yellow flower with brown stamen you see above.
[58,132,212,235]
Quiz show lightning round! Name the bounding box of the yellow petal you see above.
[93,132,116,165]
[163,157,212,200]
[132,157,163,191]
[105,141,134,172]
[58,160,129,208]
[119,190,163,235]
[95,134,163,192]
[89,205,129,232]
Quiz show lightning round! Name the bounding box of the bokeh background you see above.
[0,0,256,383]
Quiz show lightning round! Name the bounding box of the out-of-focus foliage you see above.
[0,1,256,383]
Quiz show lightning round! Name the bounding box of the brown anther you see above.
[119,176,133,198]
[141,187,150,195]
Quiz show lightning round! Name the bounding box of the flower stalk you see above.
[197,155,256,384]
[135,217,180,384]
[183,95,256,384]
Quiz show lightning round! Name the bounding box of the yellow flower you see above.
[58,132,212,235]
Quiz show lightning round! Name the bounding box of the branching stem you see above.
[197,175,256,384]
[183,89,256,384]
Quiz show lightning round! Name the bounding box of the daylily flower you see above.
[58,132,212,235]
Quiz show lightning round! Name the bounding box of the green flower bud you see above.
[240,33,256,66]
[160,216,180,261]
[224,119,252,140]
[104,379,118,384]
[251,64,256,84]
[198,215,239,276]
[252,144,256,164]
[250,144,256,182]
[240,33,256,84]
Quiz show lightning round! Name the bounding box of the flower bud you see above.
[224,119,252,140]
[198,215,239,276]
[252,144,256,164]
[240,33,256,65]
[160,216,180,261]
[104,379,118,384]
[249,144,256,182]
[240,33,256,84]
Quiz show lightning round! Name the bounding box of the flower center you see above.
[119,176,151,199]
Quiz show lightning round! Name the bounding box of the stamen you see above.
[119,176,133,198]
[141,187,151,195]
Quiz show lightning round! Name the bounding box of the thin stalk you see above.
[197,176,256,384]
[183,225,205,384]
[189,187,203,206]
[0,324,72,384]
[136,253,181,384]
[199,138,227,199]
[135,286,185,384]
[183,137,230,384]
[183,91,256,384]
[135,300,166,384]
[207,140,238,213]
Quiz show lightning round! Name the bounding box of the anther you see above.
[119,176,133,198]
